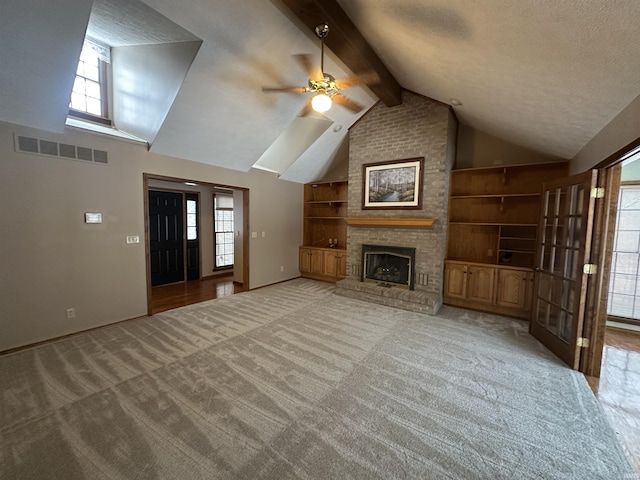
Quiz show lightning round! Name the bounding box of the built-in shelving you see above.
[447,161,568,268]
[444,161,568,318]
[303,180,348,249]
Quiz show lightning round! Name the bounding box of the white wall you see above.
[0,120,302,351]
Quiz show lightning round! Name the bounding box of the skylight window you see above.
[69,40,110,125]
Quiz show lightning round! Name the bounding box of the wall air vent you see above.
[13,133,108,165]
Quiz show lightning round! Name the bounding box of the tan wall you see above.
[456,124,563,169]
[0,121,302,351]
[571,94,640,174]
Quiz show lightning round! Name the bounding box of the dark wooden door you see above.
[149,190,184,286]
[530,170,598,369]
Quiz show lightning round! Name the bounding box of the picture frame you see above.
[362,157,424,209]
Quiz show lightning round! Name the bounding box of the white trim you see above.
[65,117,147,144]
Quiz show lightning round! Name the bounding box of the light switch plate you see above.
[85,212,102,224]
[126,235,140,244]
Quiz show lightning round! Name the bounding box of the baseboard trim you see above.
[0,314,148,356]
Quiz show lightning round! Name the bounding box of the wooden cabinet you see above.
[466,265,495,304]
[444,261,533,319]
[496,268,532,310]
[300,180,348,283]
[299,247,323,275]
[444,262,467,299]
[299,246,346,282]
[445,162,567,319]
[323,249,346,278]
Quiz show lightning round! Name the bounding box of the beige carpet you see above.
[0,278,635,479]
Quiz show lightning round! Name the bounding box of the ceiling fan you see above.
[262,23,379,115]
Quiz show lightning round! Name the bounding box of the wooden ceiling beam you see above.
[278,0,403,107]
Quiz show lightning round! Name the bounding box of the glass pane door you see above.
[530,170,597,369]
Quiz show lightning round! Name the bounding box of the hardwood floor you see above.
[586,327,640,474]
[150,275,245,314]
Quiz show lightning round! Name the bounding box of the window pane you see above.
[73,77,86,94]
[187,200,197,214]
[70,41,108,119]
[215,195,233,209]
[187,226,197,241]
[607,185,640,320]
[86,97,102,116]
[187,213,197,227]
[85,80,101,100]
[70,92,87,111]
[84,64,100,82]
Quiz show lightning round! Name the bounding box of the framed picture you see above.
[362,157,424,209]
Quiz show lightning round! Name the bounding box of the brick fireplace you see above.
[335,91,457,314]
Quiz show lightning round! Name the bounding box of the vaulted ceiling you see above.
[2,0,639,183]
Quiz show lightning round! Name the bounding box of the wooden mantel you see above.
[345,217,437,229]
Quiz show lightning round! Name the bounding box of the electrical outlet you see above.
[280,266,284,272]
[66,308,76,319]
[126,235,140,244]
[251,232,257,238]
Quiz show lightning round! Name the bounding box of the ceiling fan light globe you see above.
[312,93,332,113]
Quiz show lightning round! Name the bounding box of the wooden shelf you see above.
[447,161,568,273]
[346,217,436,229]
[450,193,540,199]
[302,180,348,275]
[449,222,538,226]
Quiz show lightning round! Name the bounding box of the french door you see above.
[530,170,598,369]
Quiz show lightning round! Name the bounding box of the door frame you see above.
[143,173,250,316]
[579,138,640,376]
[530,170,598,369]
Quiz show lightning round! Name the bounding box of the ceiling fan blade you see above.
[332,93,364,113]
[293,54,323,82]
[261,86,308,93]
[334,71,380,90]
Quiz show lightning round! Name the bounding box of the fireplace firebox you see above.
[361,244,416,290]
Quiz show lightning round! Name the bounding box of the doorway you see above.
[148,189,194,286]
[144,174,250,315]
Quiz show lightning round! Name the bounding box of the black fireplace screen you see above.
[361,244,416,290]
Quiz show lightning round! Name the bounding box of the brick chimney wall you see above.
[345,90,457,307]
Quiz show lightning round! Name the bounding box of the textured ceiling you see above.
[338,0,640,160]
[87,0,199,46]
[2,1,640,183]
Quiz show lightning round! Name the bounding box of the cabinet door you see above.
[466,266,495,304]
[310,249,324,274]
[323,250,338,277]
[444,263,467,299]
[336,252,347,278]
[496,268,530,310]
[299,248,312,273]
